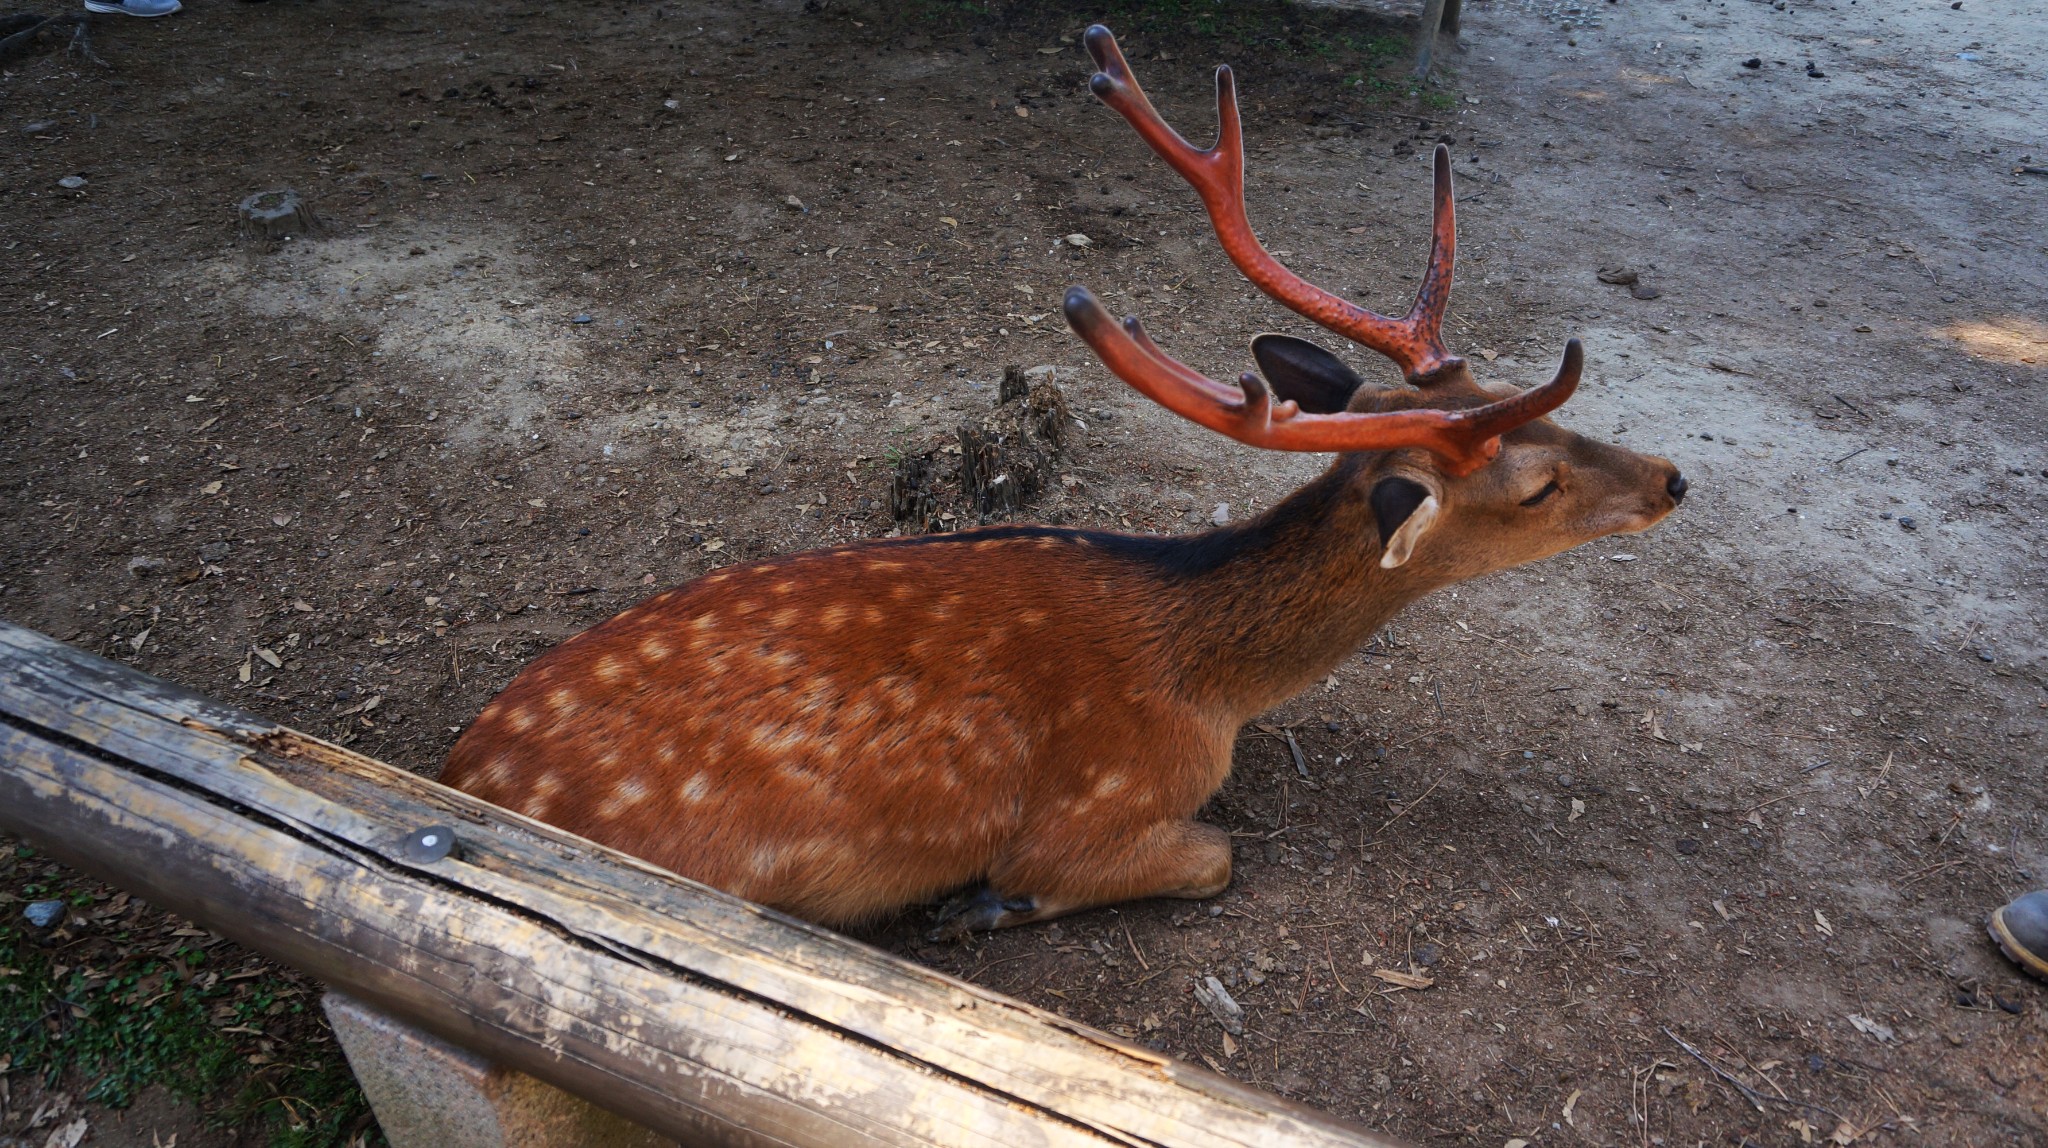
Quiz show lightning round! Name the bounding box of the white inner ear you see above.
[1379,494,1442,569]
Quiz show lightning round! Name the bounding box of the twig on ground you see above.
[1663,1027,1848,1125]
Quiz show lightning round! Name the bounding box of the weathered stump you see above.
[238,188,323,241]
[959,369,1073,518]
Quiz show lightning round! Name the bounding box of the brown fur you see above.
[444,367,1681,928]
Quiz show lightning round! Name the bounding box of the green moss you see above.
[2,852,374,1146]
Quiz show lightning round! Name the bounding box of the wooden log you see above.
[0,620,1407,1148]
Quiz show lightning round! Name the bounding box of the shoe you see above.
[1988,890,2048,982]
[83,0,182,15]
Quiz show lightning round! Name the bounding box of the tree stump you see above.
[238,189,323,241]
[960,372,1073,518]
[888,451,955,534]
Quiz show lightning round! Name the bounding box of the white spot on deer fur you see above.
[1094,773,1128,797]
[750,845,783,875]
[598,778,651,818]
[594,655,629,683]
[679,775,710,803]
[640,636,674,661]
[504,706,538,734]
[547,688,580,718]
[479,756,514,787]
[772,607,802,629]
[774,580,797,594]
[819,602,851,631]
[691,612,719,632]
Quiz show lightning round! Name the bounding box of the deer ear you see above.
[1372,475,1441,569]
[1250,334,1368,414]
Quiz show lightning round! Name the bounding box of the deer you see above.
[441,25,1686,938]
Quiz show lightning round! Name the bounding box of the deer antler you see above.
[1083,24,1462,384]
[1064,287,1580,477]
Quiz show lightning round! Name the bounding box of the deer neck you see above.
[1160,457,1438,718]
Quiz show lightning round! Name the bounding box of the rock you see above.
[57,174,85,189]
[1210,503,1231,526]
[127,556,167,577]
[1898,516,1917,531]
[23,899,64,928]
[199,540,231,562]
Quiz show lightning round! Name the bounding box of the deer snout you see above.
[1666,470,1688,505]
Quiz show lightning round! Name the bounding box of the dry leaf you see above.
[939,216,959,227]
[702,538,726,552]
[45,1118,89,1148]
[1562,1087,1582,1125]
[255,647,282,669]
[1221,1031,1238,1057]
[1846,1013,1894,1043]
[1372,967,1435,990]
[1569,798,1586,822]
[129,628,150,652]
[1815,910,1834,937]
[272,512,293,526]
[201,480,223,495]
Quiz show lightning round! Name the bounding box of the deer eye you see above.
[1519,480,1561,508]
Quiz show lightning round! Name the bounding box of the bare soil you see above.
[3,0,2044,1144]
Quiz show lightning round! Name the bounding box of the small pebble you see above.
[1898,516,1917,530]
[571,313,594,324]
[57,175,86,189]
[1675,837,1701,855]
[1557,772,1576,788]
[23,899,65,928]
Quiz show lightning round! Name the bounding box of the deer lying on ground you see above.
[443,26,1685,935]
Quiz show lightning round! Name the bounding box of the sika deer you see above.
[442,26,1685,935]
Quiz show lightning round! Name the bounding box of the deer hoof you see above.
[927,887,1037,941]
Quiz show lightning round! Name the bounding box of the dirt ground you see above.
[4,0,2045,1143]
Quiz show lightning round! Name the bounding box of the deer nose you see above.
[1666,471,1689,505]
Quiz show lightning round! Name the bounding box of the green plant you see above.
[2,856,374,1145]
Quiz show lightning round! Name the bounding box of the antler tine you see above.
[1065,286,1573,476]
[1083,25,1464,384]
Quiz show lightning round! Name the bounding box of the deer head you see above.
[1066,26,1685,587]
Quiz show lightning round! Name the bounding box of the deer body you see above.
[445,27,1685,934]
[448,464,1402,927]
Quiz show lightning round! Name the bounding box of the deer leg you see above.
[929,819,1231,939]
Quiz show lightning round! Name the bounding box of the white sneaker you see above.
[83,0,183,16]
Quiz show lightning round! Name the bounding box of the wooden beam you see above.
[0,621,1407,1148]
